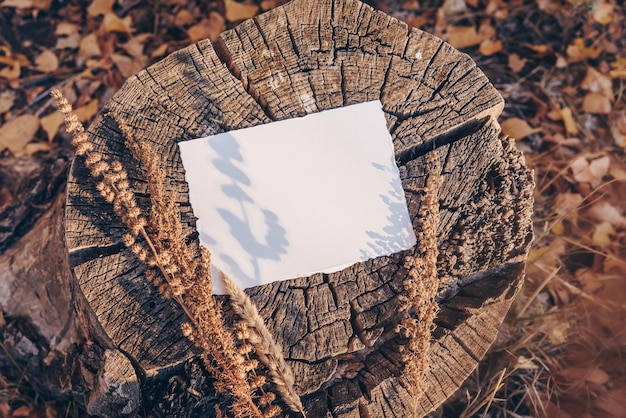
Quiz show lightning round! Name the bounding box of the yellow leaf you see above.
[224,0,259,22]
[187,13,226,42]
[447,25,482,49]
[0,114,40,156]
[40,110,65,141]
[78,33,102,61]
[526,44,552,56]
[500,117,541,139]
[75,99,99,124]
[35,49,59,73]
[561,106,578,134]
[593,221,615,246]
[609,57,626,79]
[104,12,132,33]
[566,38,602,62]
[479,39,502,56]
[87,0,115,17]
[592,0,614,25]
[582,92,611,114]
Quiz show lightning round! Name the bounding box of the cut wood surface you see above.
[64,0,534,415]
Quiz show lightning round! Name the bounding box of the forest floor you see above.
[0,0,625,417]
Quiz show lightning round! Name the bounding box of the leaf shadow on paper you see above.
[202,134,289,288]
[360,162,416,260]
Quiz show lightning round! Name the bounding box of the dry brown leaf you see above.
[526,43,552,56]
[609,111,626,148]
[447,25,482,49]
[570,155,610,186]
[0,57,20,80]
[122,37,145,59]
[501,117,541,139]
[558,366,610,385]
[75,99,99,123]
[35,49,59,73]
[479,39,502,56]
[24,141,52,155]
[55,31,80,49]
[610,57,626,79]
[174,9,194,26]
[0,0,50,10]
[150,43,169,58]
[0,114,40,155]
[583,92,611,114]
[104,12,132,33]
[442,0,466,15]
[78,33,102,61]
[478,19,495,40]
[561,107,578,134]
[224,0,259,22]
[55,22,79,36]
[0,90,15,114]
[87,0,115,16]
[581,66,613,98]
[553,193,584,223]
[110,54,143,77]
[535,0,560,14]
[40,111,65,141]
[592,0,614,25]
[508,53,527,73]
[592,221,615,246]
[566,38,602,62]
[589,201,626,227]
[401,0,421,11]
[187,12,225,42]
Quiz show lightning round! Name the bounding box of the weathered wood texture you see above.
[65,0,534,416]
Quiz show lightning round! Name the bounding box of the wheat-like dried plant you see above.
[222,272,305,415]
[397,152,442,411]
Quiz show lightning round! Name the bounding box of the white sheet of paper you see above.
[178,100,416,294]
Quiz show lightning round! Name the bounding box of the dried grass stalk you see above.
[53,91,263,418]
[398,152,442,410]
[222,272,305,415]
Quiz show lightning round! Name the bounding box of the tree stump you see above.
[64,0,534,416]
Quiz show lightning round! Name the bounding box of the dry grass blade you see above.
[221,272,305,415]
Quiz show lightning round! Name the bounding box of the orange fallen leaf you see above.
[561,106,578,134]
[581,66,613,98]
[150,43,169,58]
[0,57,20,80]
[187,12,226,42]
[40,111,65,141]
[75,99,99,123]
[566,38,602,62]
[610,57,626,79]
[111,54,143,77]
[104,12,132,33]
[87,0,115,17]
[0,114,40,156]
[35,49,59,73]
[592,0,614,25]
[447,25,482,49]
[501,117,541,139]
[122,37,146,59]
[526,44,552,56]
[78,33,102,61]
[508,53,527,73]
[583,92,611,114]
[479,39,502,56]
[224,0,259,22]
[0,0,50,10]
[175,9,194,26]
